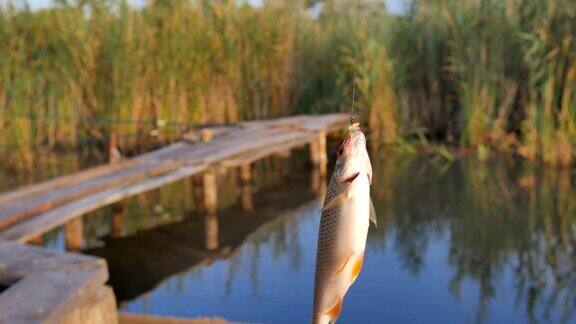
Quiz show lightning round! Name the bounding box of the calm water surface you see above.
[101,154,576,324]
[3,148,574,323]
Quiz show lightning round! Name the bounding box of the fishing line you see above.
[349,0,361,125]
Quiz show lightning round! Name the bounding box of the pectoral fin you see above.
[332,252,365,283]
[321,192,347,212]
[369,198,377,227]
[331,252,353,280]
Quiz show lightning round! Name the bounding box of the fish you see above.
[312,122,376,324]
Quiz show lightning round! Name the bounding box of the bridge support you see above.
[275,150,290,176]
[65,217,83,251]
[192,175,204,213]
[317,130,328,178]
[203,169,219,250]
[310,131,328,196]
[239,164,253,212]
[111,203,125,238]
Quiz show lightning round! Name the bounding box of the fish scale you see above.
[313,175,344,313]
[312,126,373,324]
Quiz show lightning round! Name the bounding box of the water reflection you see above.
[86,173,316,302]
[373,156,576,323]
[96,154,576,323]
[5,145,575,323]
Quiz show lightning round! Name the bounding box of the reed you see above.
[1,0,575,167]
[0,0,300,160]
[386,0,576,166]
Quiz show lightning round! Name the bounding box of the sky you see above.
[27,0,407,15]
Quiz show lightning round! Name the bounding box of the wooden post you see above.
[310,137,320,193]
[311,167,320,195]
[239,164,253,212]
[205,213,219,251]
[65,217,83,251]
[275,150,290,176]
[202,169,217,215]
[111,203,125,238]
[192,175,204,213]
[309,137,319,169]
[317,130,328,179]
[310,131,328,195]
[202,169,218,250]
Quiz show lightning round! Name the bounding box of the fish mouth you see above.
[340,172,360,184]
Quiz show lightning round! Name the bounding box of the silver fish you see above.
[312,123,376,324]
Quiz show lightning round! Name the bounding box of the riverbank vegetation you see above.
[1,0,575,167]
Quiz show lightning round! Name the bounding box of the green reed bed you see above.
[0,0,575,167]
[0,0,300,165]
[386,0,576,166]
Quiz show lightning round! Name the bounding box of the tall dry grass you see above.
[0,0,300,166]
[1,0,576,167]
[387,0,576,165]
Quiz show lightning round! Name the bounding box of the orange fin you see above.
[350,255,364,281]
[331,252,353,280]
[325,296,343,321]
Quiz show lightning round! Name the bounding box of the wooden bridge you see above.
[0,114,347,249]
[0,113,348,323]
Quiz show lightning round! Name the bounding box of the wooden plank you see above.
[239,115,309,129]
[140,126,274,165]
[181,126,234,143]
[177,128,315,165]
[174,127,285,163]
[0,164,207,243]
[136,126,269,168]
[0,114,349,245]
[62,286,118,324]
[119,313,229,324]
[137,142,190,163]
[0,159,142,205]
[0,241,115,323]
[0,267,107,323]
[0,241,105,275]
[0,160,183,230]
[240,113,348,132]
[297,113,350,131]
[221,131,314,167]
[239,164,253,212]
[65,217,83,251]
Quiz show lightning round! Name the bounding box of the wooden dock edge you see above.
[0,114,349,245]
[0,114,350,323]
[0,241,118,323]
[119,313,232,324]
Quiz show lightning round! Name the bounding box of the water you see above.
[87,154,576,323]
[3,147,575,323]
